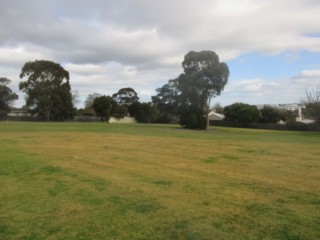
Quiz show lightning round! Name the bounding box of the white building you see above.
[256,103,314,123]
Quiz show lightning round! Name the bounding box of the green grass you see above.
[0,122,319,239]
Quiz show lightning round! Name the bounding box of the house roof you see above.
[10,108,28,113]
[208,111,225,120]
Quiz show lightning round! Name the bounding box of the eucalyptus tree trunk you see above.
[206,109,210,130]
[205,97,212,130]
[45,111,50,121]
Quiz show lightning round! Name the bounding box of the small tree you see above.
[0,77,18,118]
[259,105,281,123]
[224,103,260,123]
[92,96,117,122]
[113,105,126,119]
[129,102,157,123]
[112,87,139,115]
[302,87,320,123]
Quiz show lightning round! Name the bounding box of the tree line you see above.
[1,51,319,128]
[223,103,299,124]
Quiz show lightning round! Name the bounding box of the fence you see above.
[1,116,137,123]
[2,116,46,122]
[209,120,320,132]
[72,116,101,122]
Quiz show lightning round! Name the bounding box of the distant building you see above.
[8,108,31,117]
[256,103,314,123]
[109,116,137,123]
[208,111,225,121]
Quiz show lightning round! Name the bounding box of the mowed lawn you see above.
[0,122,319,240]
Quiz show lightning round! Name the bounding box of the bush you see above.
[129,102,158,123]
[259,105,281,123]
[179,105,206,130]
[224,103,259,123]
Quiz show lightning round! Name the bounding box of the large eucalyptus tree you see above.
[19,60,73,121]
[154,51,229,129]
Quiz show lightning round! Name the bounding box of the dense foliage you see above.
[259,105,281,123]
[152,79,179,123]
[129,102,157,123]
[112,88,139,115]
[92,95,118,122]
[19,60,73,121]
[153,51,229,129]
[224,103,300,124]
[224,103,260,123]
[179,105,207,129]
[0,77,18,118]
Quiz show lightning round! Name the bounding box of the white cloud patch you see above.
[0,45,50,67]
[215,69,320,106]
[297,70,320,78]
[1,0,320,107]
[65,62,181,107]
[65,63,107,76]
[2,0,320,65]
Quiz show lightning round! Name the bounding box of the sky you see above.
[1,0,320,108]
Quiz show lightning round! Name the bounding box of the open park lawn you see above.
[0,122,319,240]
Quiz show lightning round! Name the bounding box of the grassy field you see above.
[0,122,319,240]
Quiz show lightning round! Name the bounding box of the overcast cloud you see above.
[1,0,320,107]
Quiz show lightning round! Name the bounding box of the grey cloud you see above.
[1,0,320,107]
[2,0,320,66]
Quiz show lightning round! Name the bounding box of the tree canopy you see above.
[129,102,157,123]
[92,95,118,122]
[0,77,18,118]
[152,79,179,123]
[180,51,229,105]
[259,105,281,123]
[19,60,73,121]
[112,87,139,115]
[224,103,260,123]
[153,51,229,129]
